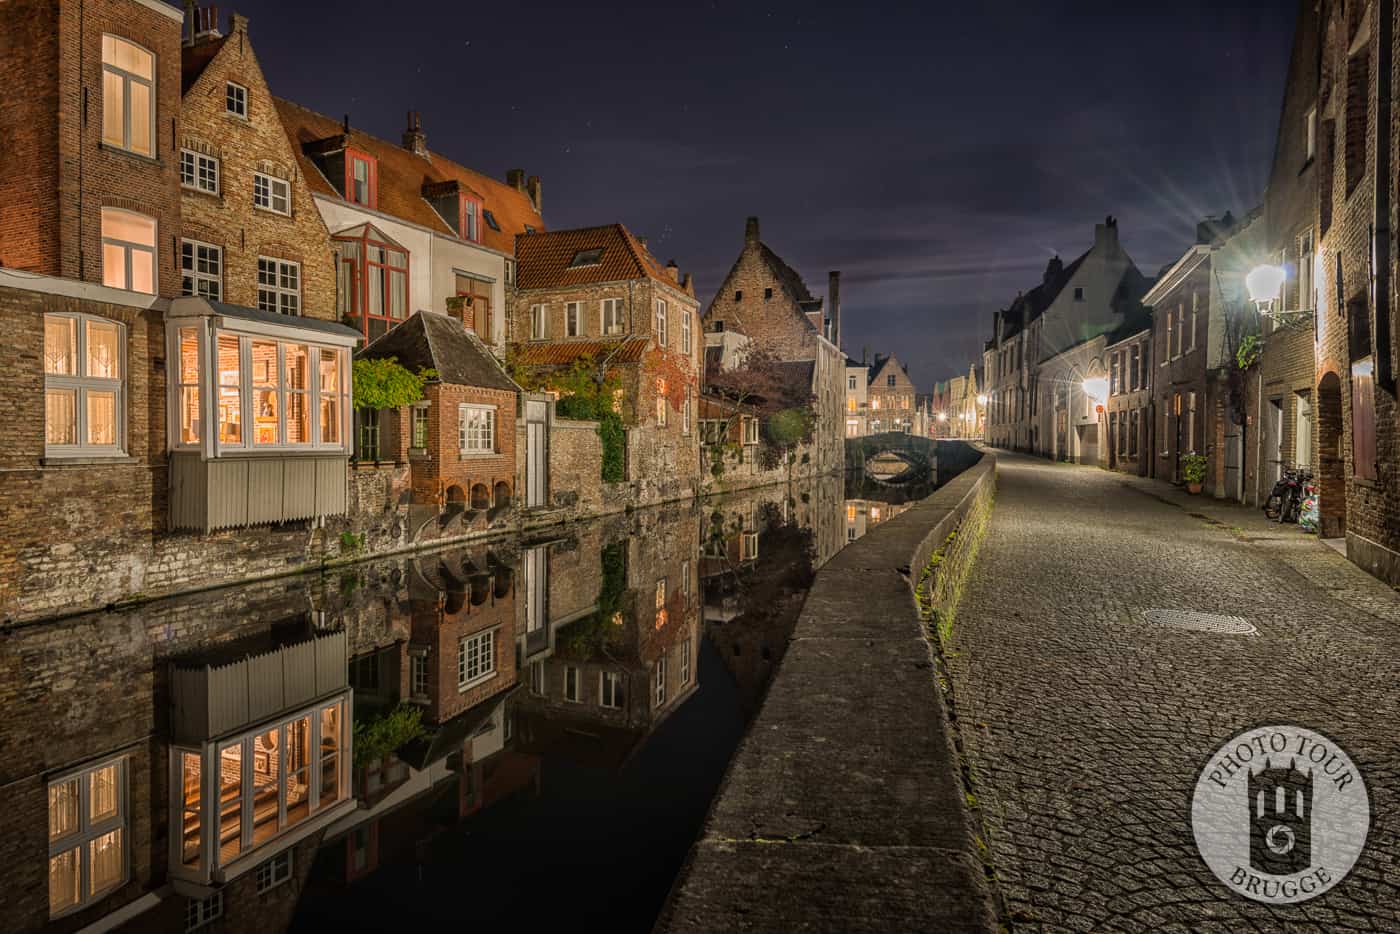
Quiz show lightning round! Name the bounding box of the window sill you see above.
[253,205,293,219]
[458,450,499,458]
[458,671,498,693]
[181,184,221,200]
[42,453,136,466]
[97,142,161,166]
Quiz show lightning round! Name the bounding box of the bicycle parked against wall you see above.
[1264,466,1314,524]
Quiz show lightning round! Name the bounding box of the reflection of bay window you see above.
[44,313,125,456]
[168,325,348,453]
[171,698,348,881]
[333,225,409,339]
[48,756,128,918]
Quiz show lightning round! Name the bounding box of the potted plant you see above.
[1181,452,1208,494]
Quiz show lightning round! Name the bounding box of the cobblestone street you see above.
[951,453,1400,932]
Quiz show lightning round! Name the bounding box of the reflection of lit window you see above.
[457,629,496,688]
[680,639,692,686]
[742,416,759,445]
[654,657,668,707]
[186,892,223,931]
[846,504,856,520]
[871,507,881,520]
[255,851,292,893]
[529,660,544,695]
[740,531,758,561]
[564,665,580,702]
[600,671,623,709]
[656,379,668,426]
[47,756,127,917]
[409,650,428,700]
[655,578,668,629]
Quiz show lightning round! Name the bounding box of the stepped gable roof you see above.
[357,312,519,393]
[514,224,694,297]
[274,97,542,254]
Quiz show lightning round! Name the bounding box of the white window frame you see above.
[458,403,496,455]
[253,172,291,215]
[254,850,292,893]
[44,312,127,457]
[682,389,691,436]
[181,239,223,301]
[655,299,668,346]
[680,638,692,686]
[226,81,248,118]
[530,304,548,340]
[180,149,220,195]
[47,754,129,918]
[600,671,622,709]
[700,419,725,445]
[565,301,581,337]
[681,309,691,354]
[1299,229,1315,312]
[186,891,223,931]
[564,665,580,703]
[257,257,300,316]
[742,415,759,445]
[101,35,155,157]
[740,530,759,561]
[601,298,624,336]
[457,629,497,690]
[653,657,667,708]
[101,208,156,294]
[656,380,668,427]
[1305,105,1317,161]
[409,648,429,700]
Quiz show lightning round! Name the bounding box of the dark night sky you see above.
[226,0,1296,391]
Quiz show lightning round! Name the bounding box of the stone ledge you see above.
[655,444,999,933]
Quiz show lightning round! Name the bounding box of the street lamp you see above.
[936,412,947,422]
[1245,264,1286,315]
[976,394,988,406]
[1082,377,1110,406]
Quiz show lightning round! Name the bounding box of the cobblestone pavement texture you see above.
[950,452,1400,933]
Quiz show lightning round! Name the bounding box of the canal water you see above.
[6,468,940,933]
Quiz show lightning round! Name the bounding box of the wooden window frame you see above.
[345,149,378,209]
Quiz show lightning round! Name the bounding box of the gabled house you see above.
[702,217,845,474]
[356,311,520,516]
[867,353,917,433]
[274,100,543,349]
[509,224,702,509]
[844,356,869,437]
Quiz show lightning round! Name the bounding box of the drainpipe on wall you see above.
[1376,0,1396,395]
[1254,367,1264,507]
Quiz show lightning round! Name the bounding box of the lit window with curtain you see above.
[101,35,153,156]
[44,314,125,456]
[101,209,156,294]
[48,756,128,917]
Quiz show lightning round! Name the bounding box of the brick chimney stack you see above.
[666,260,680,283]
[184,2,221,46]
[745,216,760,244]
[506,169,526,191]
[1093,215,1120,253]
[402,111,429,160]
[526,176,542,214]
[828,270,841,348]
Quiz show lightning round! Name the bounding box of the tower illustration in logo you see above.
[1248,758,1312,875]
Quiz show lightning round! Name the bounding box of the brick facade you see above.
[1103,329,1153,476]
[415,382,518,508]
[1149,262,1214,485]
[867,354,917,433]
[179,14,337,320]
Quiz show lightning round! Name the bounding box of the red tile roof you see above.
[515,224,695,297]
[511,337,651,367]
[272,98,544,254]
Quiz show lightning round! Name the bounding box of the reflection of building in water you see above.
[844,499,915,543]
[0,577,354,934]
[514,505,702,769]
[701,476,842,716]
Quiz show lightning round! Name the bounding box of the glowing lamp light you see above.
[1246,264,1286,308]
[976,394,988,405]
[937,412,947,422]
[1082,377,1110,405]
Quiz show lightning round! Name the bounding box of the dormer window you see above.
[460,196,482,243]
[345,150,377,208]
[569,249,604,268]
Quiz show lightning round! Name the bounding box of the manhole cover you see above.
[1142,609,1256,635]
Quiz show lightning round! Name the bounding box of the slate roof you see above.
[181,37,227,93]
[514,224,694,296]
[511,336,651,368]
[274,98,543,255]
[357,312,519,392]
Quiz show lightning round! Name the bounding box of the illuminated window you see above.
[681,310,692,354]
[682,389,691,436]
[530,304,548,340]
[601,298,624,335]
[656,379,668,427]
[457,629,496,688]
[334,225,408,339]
[44,314,125,456]
[101,36,154,156]
[101,209,156,293]
[566,301,581,337]
[655,299,668,346]
[740,531,758,560]
[47,756,127,917]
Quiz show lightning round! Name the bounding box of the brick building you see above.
[843,355,869,437]
[274,98,542,349]
[0,0,365,624]
[356,310,520,513]
[509,224,702,509]
[1254,0,1323,508]
[982,218,1150,455]
[1312,0,1400,584]
[1102,320,1153,475]
[702,217,845,475]
[867,353,917,433]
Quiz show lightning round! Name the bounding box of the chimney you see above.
[667,259,680,283]
[681,272,692,292]
[1094,215,1119,252]
[828,271,841,348]
[402,111,428,160]
[506,169,526,192]
[637,236,648,249]
[526,175,542,214]
[185,3,221,45]
[445,295,475,335]
[1043,255,1063,284]
[745,216,760,244]
[861,345,868,366]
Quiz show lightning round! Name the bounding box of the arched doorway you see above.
[1315,372,1347,538]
